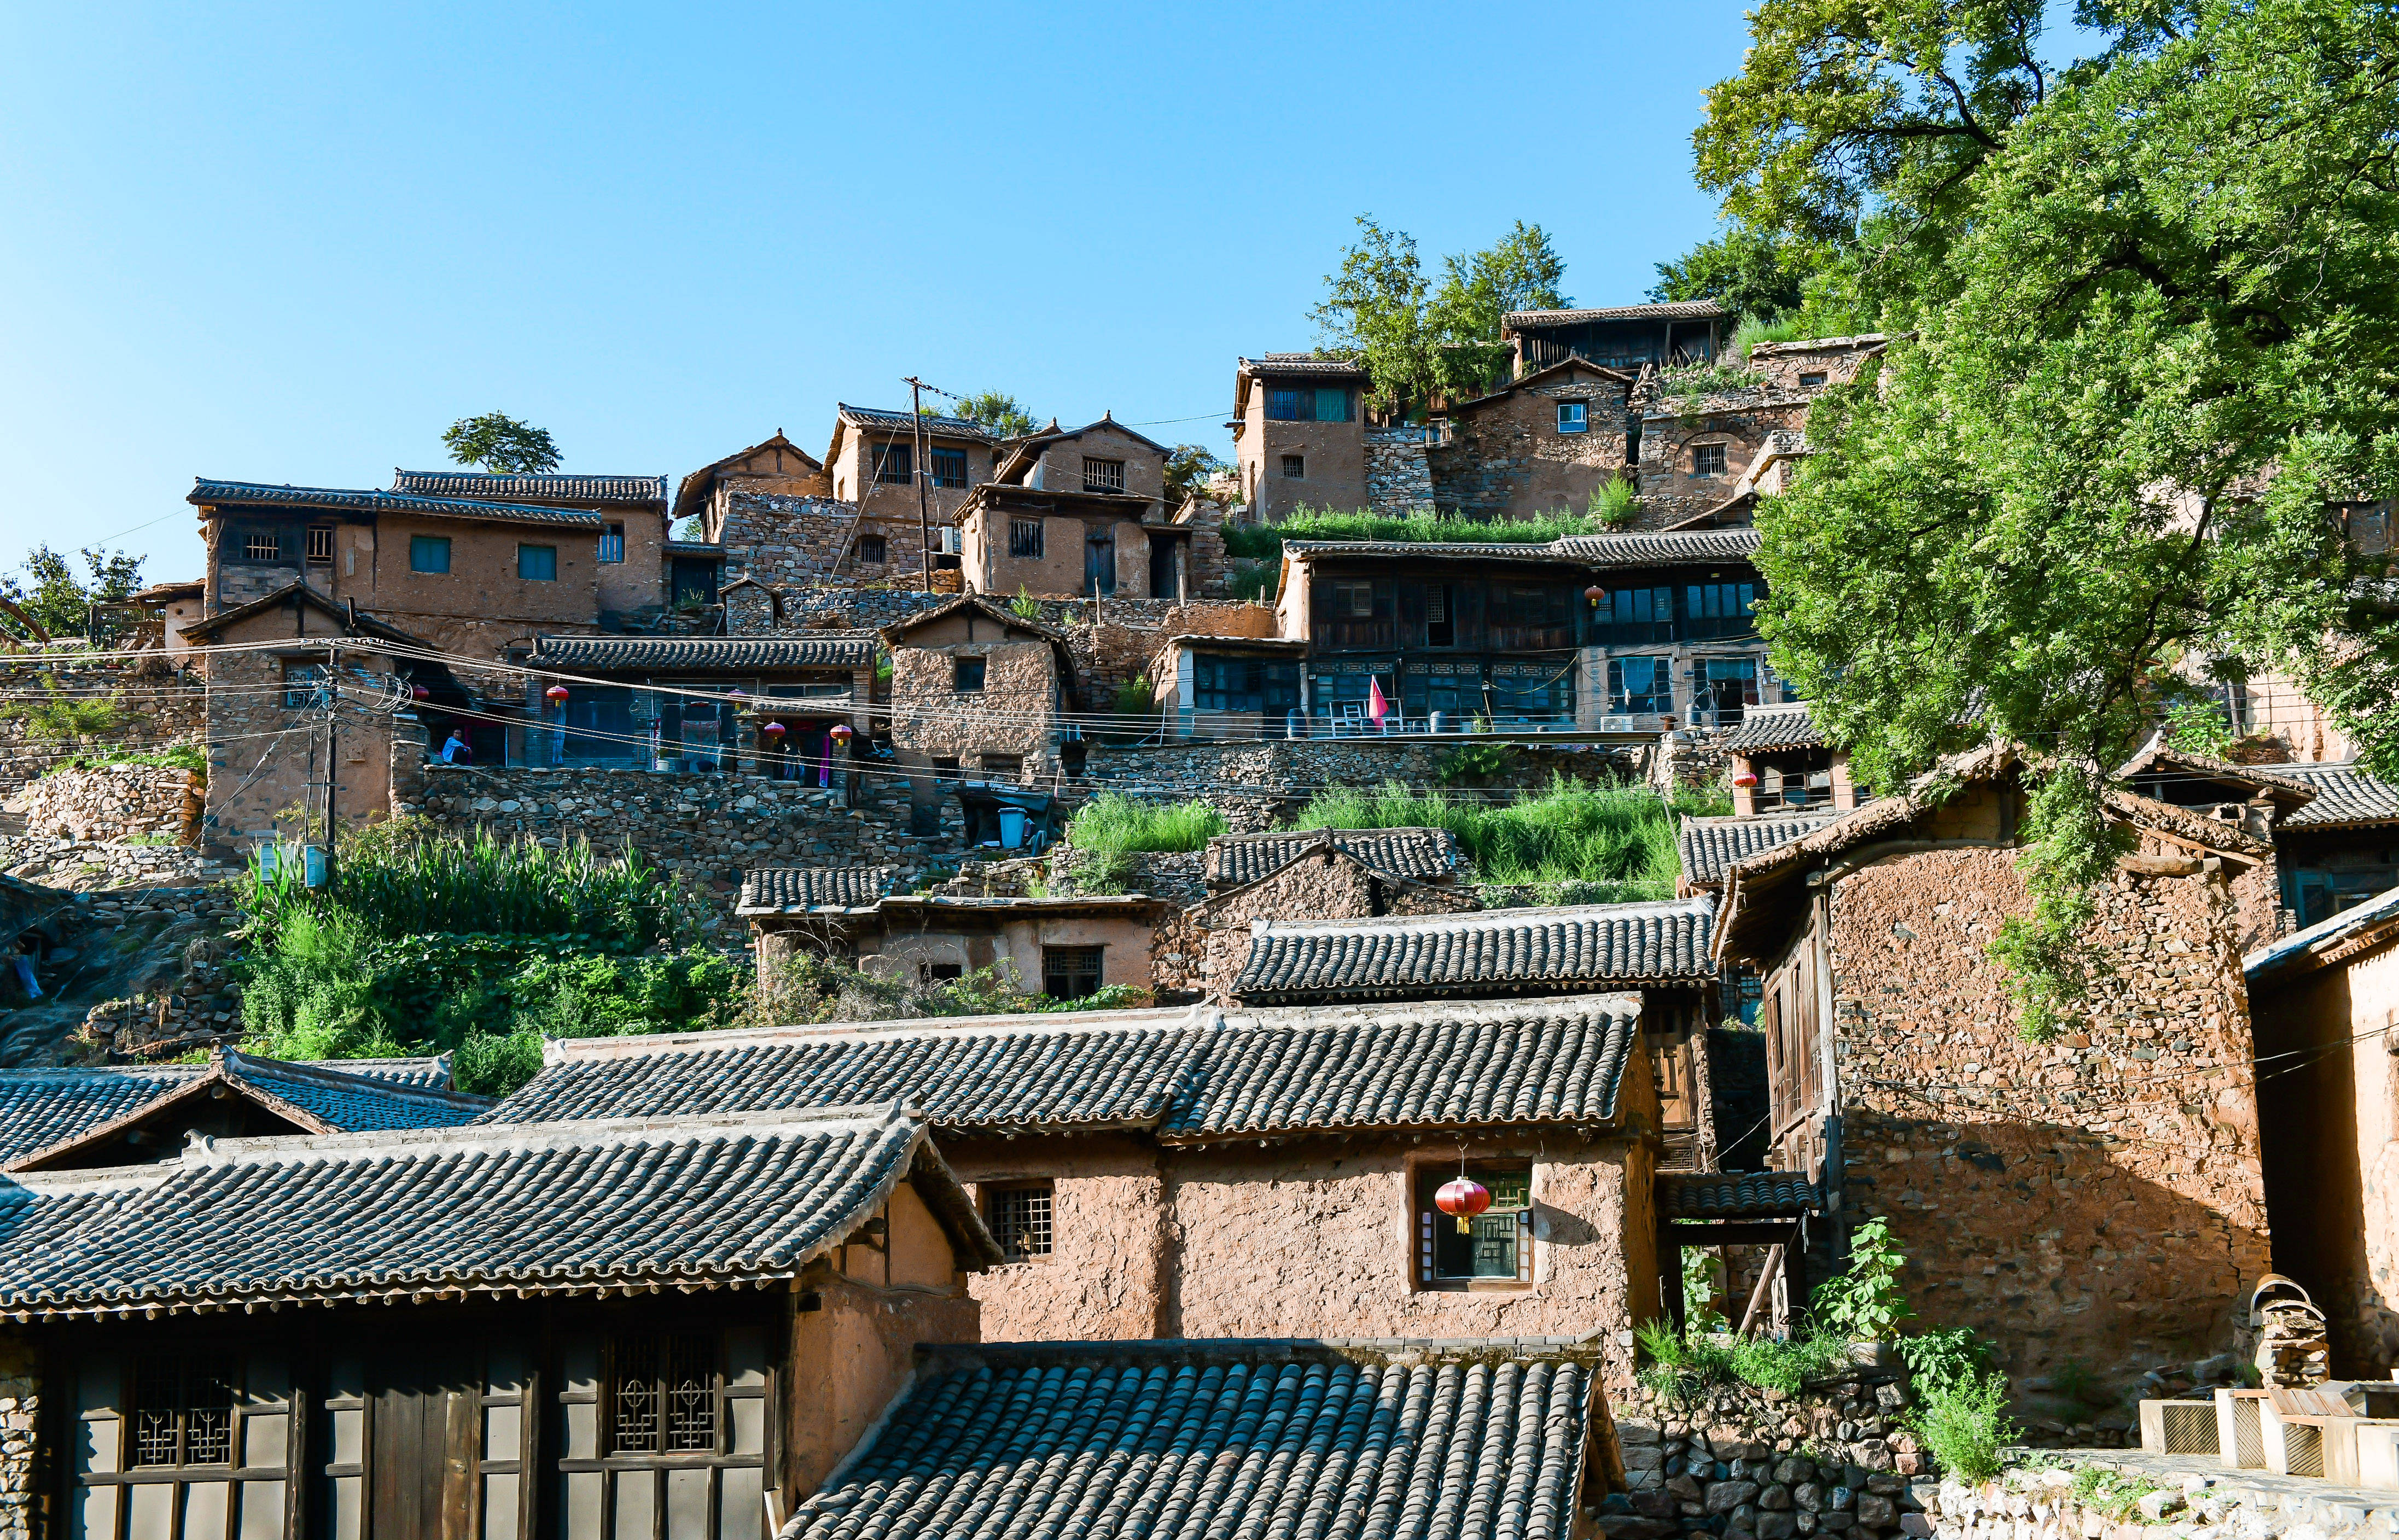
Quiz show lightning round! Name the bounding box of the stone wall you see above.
[0,659,206,790]
[890,640,1057,764]
[1075,737,1640,825]
[1429,373,1635,520]
[718,492,947,593]
[400,764,957,925]
[726,585,951,637]
[1365,429,1436,512]
[1157,850,1476,1002]
[8,765,200,845]
[1606,1368,1934,1540]
[0,1334,31,1540]
[1824,843,2270,1396]
[0,840,230,893]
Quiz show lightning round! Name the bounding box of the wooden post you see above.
[1662,1230,1686,1334]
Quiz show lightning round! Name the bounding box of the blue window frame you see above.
[1557,402,1588,434]
[1608,656,1674,716]
[519,544,558,581]
[409,535,451,574]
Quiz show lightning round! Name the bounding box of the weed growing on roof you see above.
[1066,793,1228,856]
[1291,774,1721,895]
[1219,506,1603,562]
[39,740,207,780]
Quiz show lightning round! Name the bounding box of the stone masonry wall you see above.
[1826,844,2270,1398]
[1430,375,1637,521]
[0,659,206,790]
[0,1334,31,1540]
[889,642,1056,763]
[1155,851,1476,1002]
[1365,428,1436,512]
[8,765,201,845]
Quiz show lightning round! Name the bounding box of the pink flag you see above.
[1367,677,1390,727]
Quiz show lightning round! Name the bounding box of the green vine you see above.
[1987,766,2133,1043]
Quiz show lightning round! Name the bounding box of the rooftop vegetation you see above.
[1065,792,1228,856]
[1221,506,1603,563]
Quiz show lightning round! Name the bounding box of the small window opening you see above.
[305,526,335,563]
[1042,944,1103,1000]
[1010,519,1044,558]
[987,1182,1054,1262]
[1280,454,1306,480]
[609,1335,717,1455]
[1692,443,1728,477]
[856,533,887,565]
[1082,457,1125,493]
[1416,1163,1534,1287]
[953,656,986,692]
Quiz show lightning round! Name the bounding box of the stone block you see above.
[1856,1495,1896,1527]
[1796,1484,1826,1514]
[1709,1483,1765,1515]
[1760,1514,1798,1540]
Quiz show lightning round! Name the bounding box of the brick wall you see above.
[8,766,201,845]
[1825,843,2270,1391]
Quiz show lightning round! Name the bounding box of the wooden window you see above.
[952,656,985,692]
[1608,656,1674,716]
[1082,457,1125,493]
[1692,442,1728,477]
[131,1356,237,1467]
[1599,585,1677,645]
[1416,1164,1534,1287]
[305,526,335,563]
[1333,581,1374,618]
[987,1182,1054,1262]
[875,443,913,485]
[1043,944,1103,1000]
[241,529,282,562]
[1280,454,1306,480]
[1315,387,1351,422]
[410,535,451,574]
[1556,401,1588,434]
[980,751,1022,779]
[929,446,969,488]
[855,533,887,565]
[282,663,324,709]
[609,1335,717,1456]
[1266,388,1304,421]
[599,523,625,563]
[1682,581,1759,640]
[1010,519,1044,558]
[517,544,557,581]
[1195,656,1300,714]
[1799,371,1827,388]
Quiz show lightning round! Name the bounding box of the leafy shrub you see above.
[1588,476,1638,526]
[1895,1327,1996,1399]
[1067,793,1227,855]
[1220,506,1602,562]
[1114,677,1155,716]
[1294,774,1718,895]
[1909,1372,2017,1484]
[42,740,208,780]
[1,674,127,743]
[1812,1216,1915,1340]
[1010,586,1042,621]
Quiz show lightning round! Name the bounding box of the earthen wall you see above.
[888,641,1056,763]
[1428,376,1634,521]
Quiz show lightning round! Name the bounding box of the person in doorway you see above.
[440,728,473,765]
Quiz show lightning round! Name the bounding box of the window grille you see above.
[856,534,887,565]
[131,1356,236,1467]
[1010,520,1044,558]
[1280,454,1306,480]
[1082,457,1125,493]
[306,526,335,563]
[1692,443,1728,477]
[929,447,969,488]
[1266,388,1305,422]
[1799,372,1827,388]
[1043,945,1103,1000]
[1417,1166,1534,1285]
[599,523,625,563]
[282,664,325,709]
[610,1334,717,1455]
[875,444,914,486]
[243,530,281,561]
[988,1183,1053,1261]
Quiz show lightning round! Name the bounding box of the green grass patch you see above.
[1221,505,1603,562]
[40,740,208,780]
[1290,774,1721,896]
[1067,793,1228,856]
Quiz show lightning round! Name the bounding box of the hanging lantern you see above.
[1583,584,1606,608]
[1731,770,1759,789]
[761,720,787,738]
[545,685,569,703]
[828,722,854,745]
[1435,1175,1492,1234]
[410,685,429,701]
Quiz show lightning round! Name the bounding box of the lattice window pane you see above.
[612,1335,717,1456]
[131,1356,236,1467]
[664,1336,717,1452]
[185,1362,235,1464]
[989,1184,1053,1262]
[613,1338,662,1455]
[132,1357,181,1467]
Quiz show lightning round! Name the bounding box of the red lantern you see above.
[1435,1176,1492,1234]
[545,685,569,703]
[1731,771,1759,788]
[761,720,787,737]
[1584,584,1605,607]
[829,722,853,745]
[410,685,429,700]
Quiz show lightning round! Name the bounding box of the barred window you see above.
[282,663,325,710]
[610,1334,717,1455]
[1082,457,1125,493]
[1043,944,1103,1000]
[1692,442,1728,477]
[1798,371,1827,388]
[242,529,281,562]
[856,533,887,565]
[875,444,914,485]
[1280,454,1306,480]
[131,1356,236,1467]
[306,526,335,562]
[988,1182,1053,1262]
[599,522,626,563]
[929,446,970,489]
[1010,519,1044,558]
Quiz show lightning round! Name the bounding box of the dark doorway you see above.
[1148,534,1179,599]
[1084,531,1116,597]
[368,1345,479,1540]
[670,557,719,608]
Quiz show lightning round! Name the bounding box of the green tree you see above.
[1649,224,1835,328]
[1703,0,2399,1036]
[1425,220,1570,396]
[0,545,145,640]
[951,390,1041,440]
[1163,444,1228,508]
[1313,217,1572,416]
[441,412,560,475]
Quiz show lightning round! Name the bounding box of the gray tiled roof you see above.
[784,1339,1595,1540]
[836,404,992,441]
[188,479,604,528]
[1718,702,1824,753]
[2277,762,2399,829]
[0,1105,997,1315]
[529,634,876,672]
[1238,354,1370,377]
[482,998,1644,1140]
[1506,300,1727,325]
[1679,813,1841,889]
[391,470,667,505]
[1280,529,1760,568]
[0,1055,468,1165]
[1206,826,1465,890]
[739,866,896,913]
[1657,1171,1818,1220]
[1166,996,1638,1139]
[1233,897,1716,1004]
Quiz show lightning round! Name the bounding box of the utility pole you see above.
[323,644,340,886]
[905,376,934,593]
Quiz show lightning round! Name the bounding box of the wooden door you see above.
[368,1347,478,1540]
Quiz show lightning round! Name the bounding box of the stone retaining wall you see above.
[1365,429,1436,512]
[8,764,200,845]
[0,1335,31,1540]
[1921,1459,2377,1540]
[1,841,229,892]
[0,660,206,790]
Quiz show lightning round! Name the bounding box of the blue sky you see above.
[0,2,1763,581]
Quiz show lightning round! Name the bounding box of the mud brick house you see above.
[1156,826,1477,1003]
[2245,884,2399,1374]
[1635,378,1821,530]
[1742,334,1886,393]
[882,597,1076,783]
[521,634,876,777]
[1273,527,1776,732]
[954,482,1185,600]
[1720,702,1865,816]
[823,404,997,539]
[188,479,613,657]
[1149,631,1309,739]
[1504,300,1725,377]
[388,471,672,622]
[741,866,1164,998]
[182,583,424,856]
[1424,358,1639,520]
[671,429,831,536]
[778,1335,1603,1540]
[2269,761,2399,929]
[1231,354,1369,521]
[482,993,1661,1362]
[0,1052,477,1169]
[0,1102,999,1540]
[1715,744,2277,1389]
[1231,897,1722,1172]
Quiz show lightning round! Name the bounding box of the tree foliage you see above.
[1650,224,1837,328]
[1163,444,1228,509]
[1708,0,2399,1035]
[441,412,560,475]
[0,545,145,641]
[951,390,1041,440]
[1311,217,1569,416]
